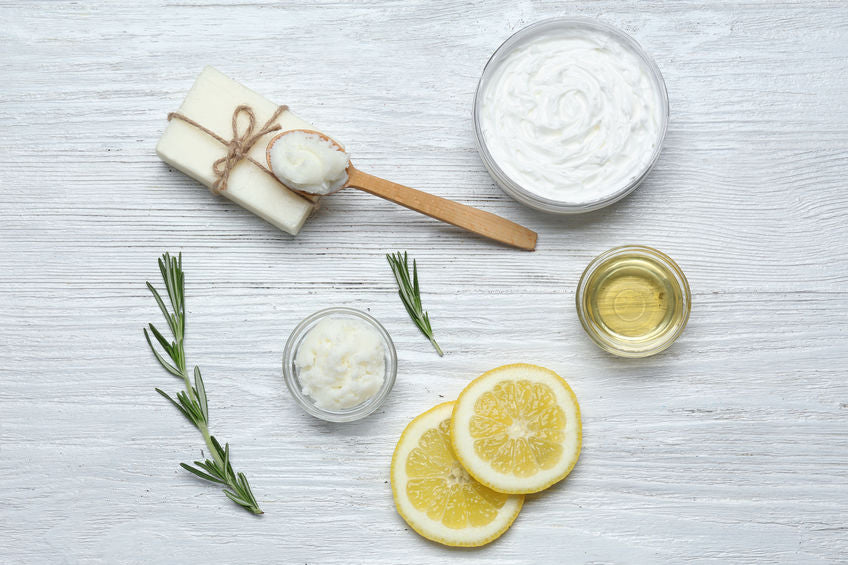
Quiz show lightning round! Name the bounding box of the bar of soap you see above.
[156,66,324,235]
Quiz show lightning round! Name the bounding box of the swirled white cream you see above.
[269,131,349,194]
[480,28,663,203]
[295,317,385,411]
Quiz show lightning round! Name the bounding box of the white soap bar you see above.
[156,66,323,235]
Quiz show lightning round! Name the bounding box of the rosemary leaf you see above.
[144,330,182,378]
[155,388,193,425]
[224,489,250,507]
[180,463,226,485]
[146,282,175,335]
[147,323,174,358]
[194,367,208,422]
[193,459,217,474]
[386,251,444,356]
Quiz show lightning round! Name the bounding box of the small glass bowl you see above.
[473,18,670,214]
[576,246,691,358]
[283,307,397,422]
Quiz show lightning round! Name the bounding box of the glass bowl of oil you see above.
[576,246,691,358]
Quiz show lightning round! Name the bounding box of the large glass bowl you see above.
[473,18,670,214]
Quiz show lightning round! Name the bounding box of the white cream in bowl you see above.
[294,317,386,411]
[479,22,665,207]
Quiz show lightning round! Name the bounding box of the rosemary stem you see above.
[197,421,224,470]
[175,339,226,472]
[147,253,262,514]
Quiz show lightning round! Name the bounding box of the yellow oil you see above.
[581,253,687,349]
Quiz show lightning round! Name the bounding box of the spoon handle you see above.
[346,168,537,251]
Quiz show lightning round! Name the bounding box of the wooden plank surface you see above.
[1,1,846,563]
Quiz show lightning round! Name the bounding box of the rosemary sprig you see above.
[386,251,444,356]
[144,252,262,515]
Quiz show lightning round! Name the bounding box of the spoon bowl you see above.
[266,129,349,195]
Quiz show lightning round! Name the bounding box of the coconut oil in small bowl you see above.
[576,246,690,357]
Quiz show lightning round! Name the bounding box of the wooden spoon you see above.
[266,130,537,251]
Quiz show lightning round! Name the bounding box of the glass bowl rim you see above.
[282,307,397,422]
[472,17,670,214]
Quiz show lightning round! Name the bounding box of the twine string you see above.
[167,104,289,194]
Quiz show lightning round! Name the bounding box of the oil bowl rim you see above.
[575,245,691,357]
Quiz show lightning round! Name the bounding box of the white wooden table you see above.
[2,2,846,563]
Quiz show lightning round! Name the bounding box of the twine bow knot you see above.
[210,105,284,192]
[167,104,288,194]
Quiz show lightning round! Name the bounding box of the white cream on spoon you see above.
[267,130,350,194]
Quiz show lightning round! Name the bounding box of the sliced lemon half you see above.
[391,402,524,547]
[451,364,581,494]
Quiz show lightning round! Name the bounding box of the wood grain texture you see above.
[1,1,846,563]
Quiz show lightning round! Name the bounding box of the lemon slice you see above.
[391,402,524,547]
[451,364,581,494]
